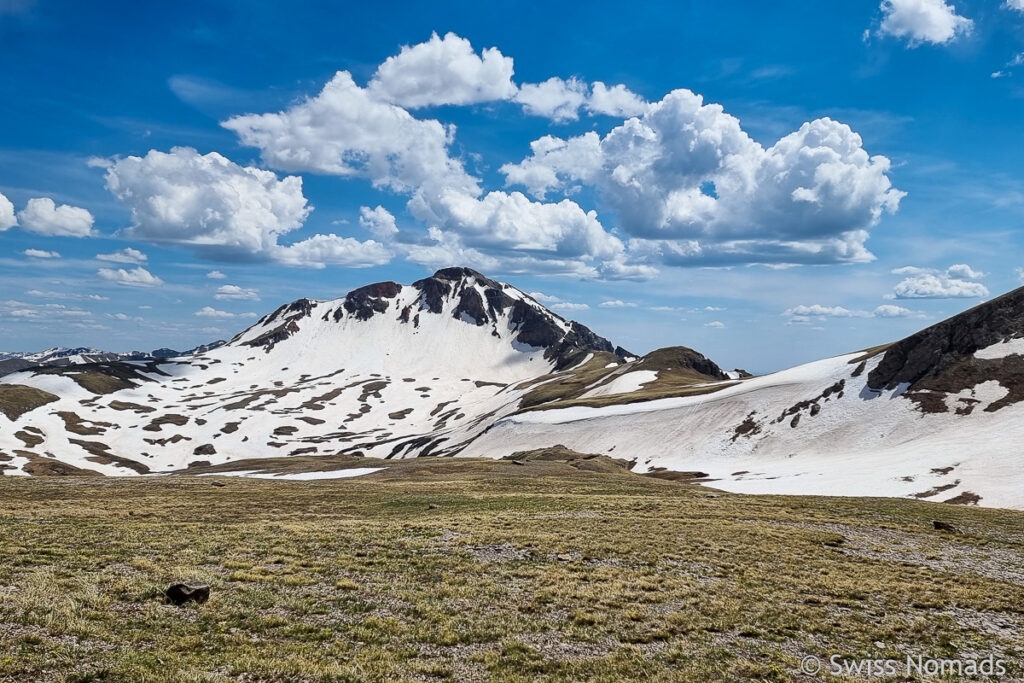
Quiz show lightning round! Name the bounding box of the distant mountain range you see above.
[0,342,226,377]
[2,267,1023,509]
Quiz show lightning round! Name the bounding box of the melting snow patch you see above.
[975,337,1024,360]
[199,468,385,480]
[580,370,658,399]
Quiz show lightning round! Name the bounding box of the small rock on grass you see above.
[166,582,211,606]
[933,520,959,533]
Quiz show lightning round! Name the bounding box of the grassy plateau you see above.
[0,457,1022,682]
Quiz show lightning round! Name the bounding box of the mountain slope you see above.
[465,288,1024,509]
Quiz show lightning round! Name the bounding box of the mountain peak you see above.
[233,268,629,371]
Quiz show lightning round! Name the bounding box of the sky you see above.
[2,0,1023,373]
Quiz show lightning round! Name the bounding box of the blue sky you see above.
[2,0,1023,372]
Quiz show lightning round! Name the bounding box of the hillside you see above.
[467,289,1024,509]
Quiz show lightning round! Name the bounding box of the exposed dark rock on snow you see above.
[340,281,403,321]
[868,286,1024,413]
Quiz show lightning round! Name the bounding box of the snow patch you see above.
[580,370,658,398]
[199,468,385,480]
[974,337,1024,360]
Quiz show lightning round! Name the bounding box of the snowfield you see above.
[461,350,1024,510]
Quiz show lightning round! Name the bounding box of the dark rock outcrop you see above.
[341,281,402,321]
[867,286,1024,413]
[166,582,211,606]
[453,287,488,326]
[246,298,316,350]
[412,276,452,314]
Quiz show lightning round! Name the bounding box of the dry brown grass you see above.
[0,462,1022,681]
[0,384,59,420]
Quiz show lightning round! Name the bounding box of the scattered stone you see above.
[556,554,574,562]
[823,535,846,547]
[166,582,210,606]
[933,520,959,533]
[210,481,226,487]
[427,503,440,510]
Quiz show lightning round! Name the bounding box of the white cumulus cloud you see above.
[503,90,903,267]
[17,197,95,237]
[359,206,400,241]
[783,304,871,318]
[873,304,918,317]
[877,0,972,46]
[273,234,392,269]
[514,77,588,122]
[368,32,516,108]
[892,273,989,298]
[96,247,147,264]
[945,263,983,279]
[100,147,388,268]
[550,301,589,312]
[586,82,647,117]
[599,300,638,308]
[23,249,61,258]
[223,72,479,197]
[97,266,164,288]
[0,191,16,230]
[212,35,901,277]
[206,270,227,279]
[214,284,260,301]
[195,306,237,318]
[889,264,989,298]
[103,147,310,255]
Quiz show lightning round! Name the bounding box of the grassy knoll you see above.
[0,459,1022,681]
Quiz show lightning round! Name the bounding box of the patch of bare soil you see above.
[55,411,113,436]
[67,439,150,474]
[106,400,156,414]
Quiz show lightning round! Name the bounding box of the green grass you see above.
[1,462,1022,681]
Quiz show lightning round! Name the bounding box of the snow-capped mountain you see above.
[0,268,642,476]
[2,267,1024,510]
